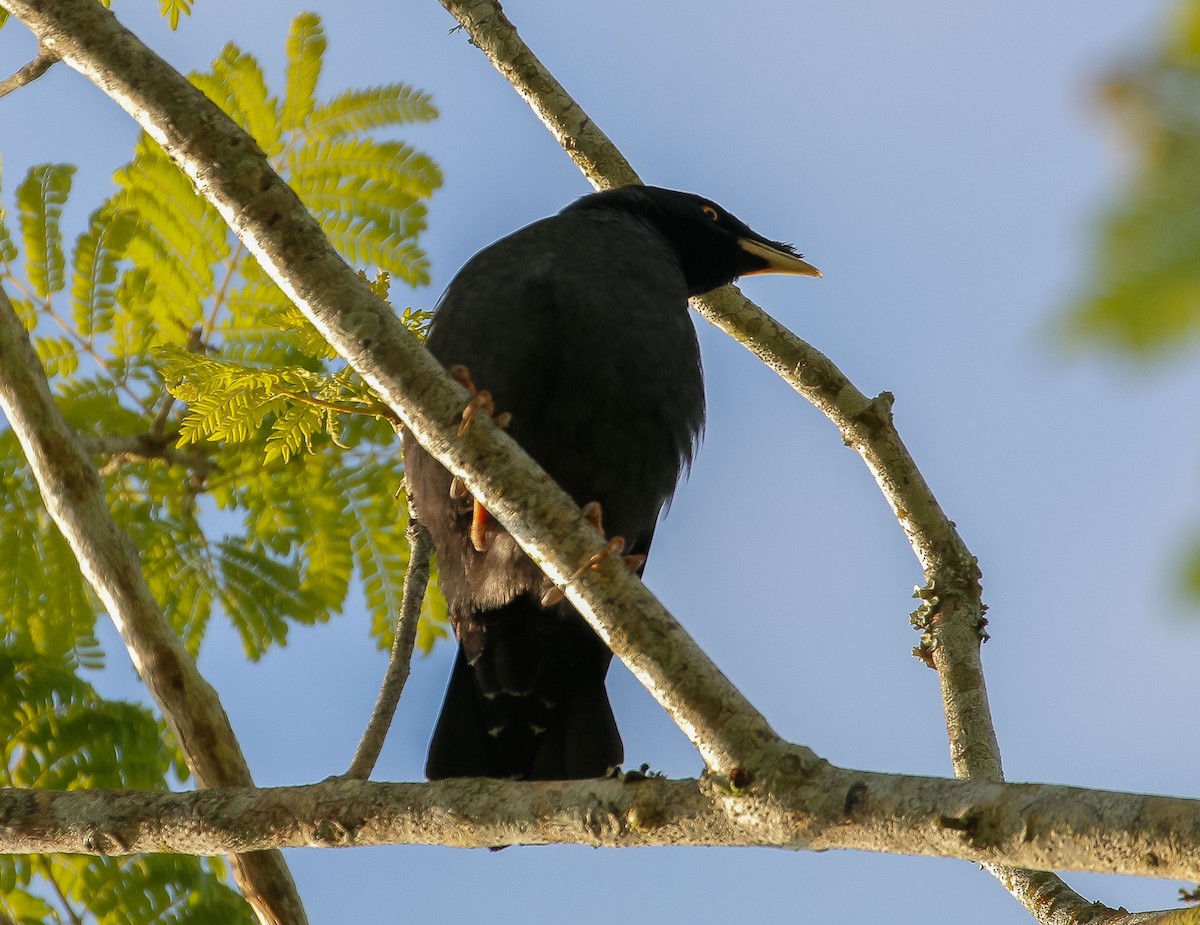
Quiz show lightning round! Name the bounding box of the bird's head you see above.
[565,185,821,296]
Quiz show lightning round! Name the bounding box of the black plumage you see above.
[405,185,819,780]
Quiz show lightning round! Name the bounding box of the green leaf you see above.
[16,163,75,299]
[32,334,80,378]
[159,0,193,29]
[0,647,171,790]
[215,540,315,659]
[111,138,230,333]
[263,397,326,464]
[282,12,326,131]
[58,854,252,925]
[72,204,137,338]
[128,509,215,656]
[191,43,283,157]
[308,83,439,139]
[0,886,56,923]
[289,137,442,200]
[0,14,449,917]
[0,163,18,266]
[1064,4,1200,356]
[0,435,101,664]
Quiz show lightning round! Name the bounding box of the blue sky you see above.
[1,1,1197,922]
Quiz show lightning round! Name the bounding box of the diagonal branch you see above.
[0,283,308,925]
[0,8,1195,916]
[0,0,802,783]
[430,1,1120,922]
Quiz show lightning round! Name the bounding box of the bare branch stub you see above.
[0,47,57,99]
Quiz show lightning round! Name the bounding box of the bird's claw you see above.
[458,389,497,437]
[540,501,645,606]
[470,500,494,554]
[450,364,511,437]
[575,535,630,577]
[445,365,511,551]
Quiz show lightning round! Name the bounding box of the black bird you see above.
[406,185,820,780]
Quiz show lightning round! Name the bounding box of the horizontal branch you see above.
[0,283,305,924]
[3,769,1198,881]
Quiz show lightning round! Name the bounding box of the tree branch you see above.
[77,432,218,478]
[1,771,1198,885]
[2,3,1190,921]
[342,502,432,780]
[0,281,308,925]
[0,0,796,784]
[429,1,1118,922]
[0,45,56,99]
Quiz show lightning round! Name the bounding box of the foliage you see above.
[1065,0,1200,354]
[1064,0,1200,606]
[0,646,250,923]
[160,0,195,31]
[0,13,447,919]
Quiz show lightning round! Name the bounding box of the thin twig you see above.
[78,431,218,477]
[0,47,56,99]
[277,390,399,424]
[37,858,84,925]
[342,496,433,780]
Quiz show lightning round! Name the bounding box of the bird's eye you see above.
[702,205,720,221]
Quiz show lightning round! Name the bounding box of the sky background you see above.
[2,1,1198,922]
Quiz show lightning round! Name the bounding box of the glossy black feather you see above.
[407,186,804,780]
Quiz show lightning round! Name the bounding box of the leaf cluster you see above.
[1063,0,1200,608]
[0,13,447,918]
[0,646,249,923]
[1066,0,1200,354]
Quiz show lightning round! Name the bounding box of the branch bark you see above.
[0,45,55,98]
[430,1,1144,923]
[1,2,1193,922]
[342,503,432,780]
[1,772,1198,884]
[0,291,307,925]
[77,432,218,477]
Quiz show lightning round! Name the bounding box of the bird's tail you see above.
[425,597,622,780]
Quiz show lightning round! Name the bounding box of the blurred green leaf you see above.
[0,13,447,920]
[1066,0,1200,612]
[1065,0,1200,356]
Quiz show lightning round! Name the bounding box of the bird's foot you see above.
[578,501,646,575]
[446,365,512,553]
[539,501,645,606]
[448,478,498,554]
[449,364,512,437]
[469,501,494,554]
